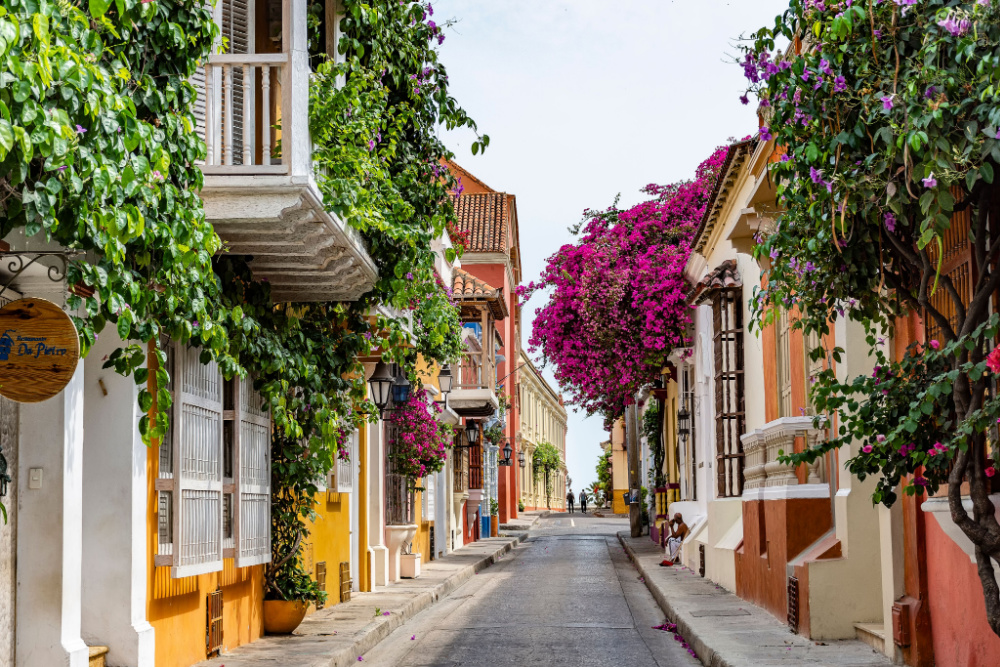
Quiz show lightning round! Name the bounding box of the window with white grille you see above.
[155,344,271,577]
[329,430,356,493]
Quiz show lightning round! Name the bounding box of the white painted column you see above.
[366,419,388,587]
[350,435,361,591]
[80,332,154,666]
[16,362,88,667]
[434,467,447,558]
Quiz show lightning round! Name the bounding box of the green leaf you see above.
[89,0,112,18]
[982,162,994,184]
[0,119,12,159]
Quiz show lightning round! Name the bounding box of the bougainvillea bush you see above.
[741,0,1000,634]
[388,389,451,480]
[521,147,727,425]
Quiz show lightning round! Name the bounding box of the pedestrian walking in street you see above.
[566,489,575,513]
[579,489,588,514]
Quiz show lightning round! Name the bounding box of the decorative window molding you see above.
[713,286,745,498]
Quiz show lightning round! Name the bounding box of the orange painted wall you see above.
[735,497,831,621]
[146,438,264,667]
[305,491,352,612]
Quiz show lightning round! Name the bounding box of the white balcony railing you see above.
[202,53,290,175]
[741,416,827,492]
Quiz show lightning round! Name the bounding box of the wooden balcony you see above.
[197,0,377,303]
[447,341,499,418]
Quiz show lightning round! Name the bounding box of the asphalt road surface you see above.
[361,513,701,666]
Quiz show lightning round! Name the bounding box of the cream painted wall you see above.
[801,317,885,639]
[518,353,568,509]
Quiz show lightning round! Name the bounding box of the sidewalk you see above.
[619,533,892,667]
[499,508,550,533]
[195,536,525,667]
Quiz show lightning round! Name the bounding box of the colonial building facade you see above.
[517,353,568,512]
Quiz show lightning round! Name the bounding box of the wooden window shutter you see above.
[926,186,975,340]
[776,308,792,418]
[469,442,483,490]
[212,0,254,165]
[234,375,271,568]
[171,346,225,578]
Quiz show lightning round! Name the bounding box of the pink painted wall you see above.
[464,261,520,523]
[925,513,1000,666]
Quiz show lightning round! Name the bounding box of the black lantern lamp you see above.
[501,441,513,466]
[438,364,453,395]
[368,361,394,417]
[465,420,480,446]
[678,405,691,439]
[518,450,526,468]
[391,365,411,406]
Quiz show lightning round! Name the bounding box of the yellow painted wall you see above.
[413,486,431,562]
[663,379,680,505]
[146,431,264,667]
[612,489,630,515]
[305,490,352,613]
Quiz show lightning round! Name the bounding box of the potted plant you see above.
[262,427,349,633]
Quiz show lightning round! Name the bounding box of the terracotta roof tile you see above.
[690,259,742,304]
[453,268,500,298]
[452,193,508,254]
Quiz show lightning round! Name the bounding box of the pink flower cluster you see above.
[388,388,449,479]
[522,146,728,423]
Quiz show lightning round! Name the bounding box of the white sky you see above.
[438,0,790,492]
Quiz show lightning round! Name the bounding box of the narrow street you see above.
[361,514,700,666]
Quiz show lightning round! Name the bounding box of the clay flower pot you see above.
[263,599,309,635]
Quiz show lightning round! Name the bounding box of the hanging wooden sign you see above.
[0,298,80,403]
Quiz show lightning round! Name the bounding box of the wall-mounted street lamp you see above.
[368,361,394,417]
[465,420,480,446]
[500,441,513,466]
[437,364,453,395]
[518,450,526,468]
[678,406,691,441]
[391,365,412,405]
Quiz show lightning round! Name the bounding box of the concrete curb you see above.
[326,535,527,667]
[618,531,728,667]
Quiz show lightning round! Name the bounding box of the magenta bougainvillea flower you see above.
[987,347,1000,374]
[521,146,728,424]
[387,388,449,479]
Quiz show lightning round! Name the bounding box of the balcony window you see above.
[156,344,271,577]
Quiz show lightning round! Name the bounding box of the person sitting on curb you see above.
[566,489,575,513]
[663,513,689,565]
